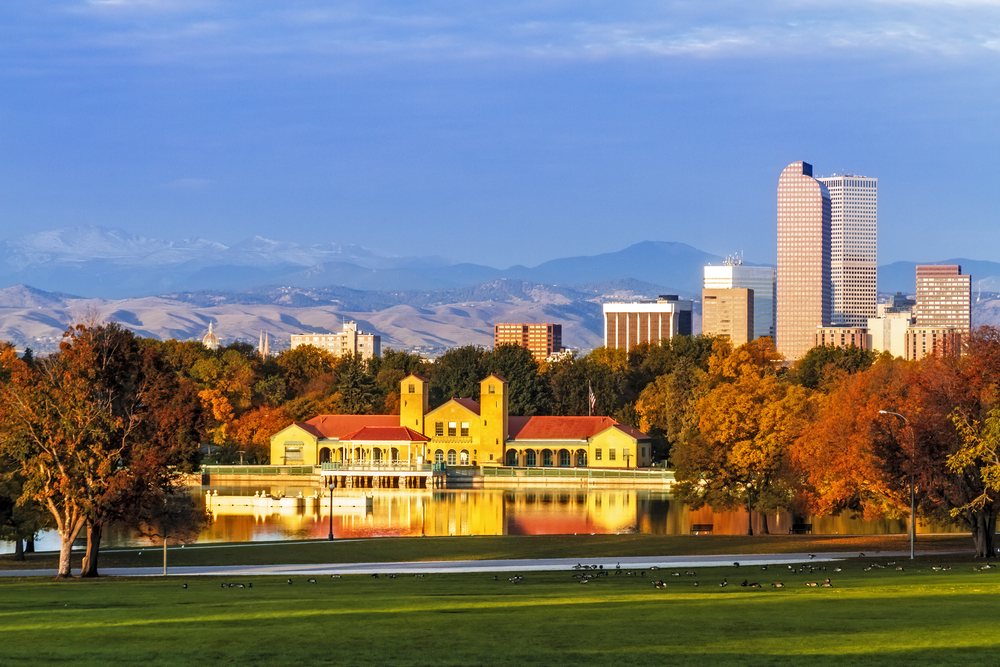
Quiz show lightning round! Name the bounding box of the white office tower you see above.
[704,259,776,341]
[816,174,878,328]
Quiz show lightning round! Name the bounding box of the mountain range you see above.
[1,226,998,356]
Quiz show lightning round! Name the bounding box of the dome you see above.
[202,321,220,351]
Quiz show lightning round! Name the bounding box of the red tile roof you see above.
[304,415,399,439]
[342,426,430,442]
[508,416,650,441]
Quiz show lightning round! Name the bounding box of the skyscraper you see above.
[776,161,832,361]
[702,288,754,346]
[704,261,776,341]
[603,296,693,351]
[914,265,972,330]
[816,174,878,328]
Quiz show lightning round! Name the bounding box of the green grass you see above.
[0,533,974,571]
[1,554,998,666]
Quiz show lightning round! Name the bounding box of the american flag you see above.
[589,385,596,414]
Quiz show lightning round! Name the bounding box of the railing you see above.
[201,465,318,476]
[481,467,676,481]
[322,462,434,472]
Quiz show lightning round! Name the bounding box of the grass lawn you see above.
[1,553,997,666]
[0,533,974,571]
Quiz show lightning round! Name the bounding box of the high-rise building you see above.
[291,321,382,359]
[914,265,972,330]
[603,296,693,351]
[816,174,878,328]
[702,288,754,346]
[704,262,775,341]
[494,323,563,362]
[776,161,832,361]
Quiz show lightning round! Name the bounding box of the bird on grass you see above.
[654,581,667,589]
[895,567,905,572]
[371,574,379,579]
[307,578,317,584]
[741,580,748,587]
[220,583,226,589]
[237,584,245,589]
[579,579,588,585]
[749,582,761,588]
[248,583,253,588]
[733,562,740,568]
[182,584,187,589]
[761,565,769,571]
[331,574,342,579]
[414,574,424,578]
[833,567,842,573]
[718,579,728,588]
[821,579,833,587]
[685,570,696,576]
[805,582,819,587]
[771,582,785,588]
[287,579,293,585]
[809,554,816,559]
[671,572,681,577]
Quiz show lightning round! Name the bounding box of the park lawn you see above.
[0,533,974,571]
[1,555,998,666]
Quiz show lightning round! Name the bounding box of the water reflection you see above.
[2,487,964,554]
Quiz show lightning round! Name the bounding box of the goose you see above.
[413,574,424,578]
[371,574,379,579]
[761,565,769,571]
[771,582,784,588]
[693,582,699,587]
[649,566,660,571]
[182,584,187,589]
[895,567,904,572]
[579,579,588,584]
[749,582,761,588]
[932,566,943,571]
[821,580,833,587]
[654,581,667,589]
[685,570,696,576]
[741,580,749,587]
[808,554,816,559]
[248,583,253,588]
[805,581,818,587]
[287,579,293,585]
[833,568,842,573]
[718,579,728,587]
[733,562,740,568]
[307,578,317,583]
[220,583,226,589]
[671,572,681,577]
[331,574,342,578]
[237,583,245,589]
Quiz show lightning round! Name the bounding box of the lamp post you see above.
[879,410,915,560]
[328,482,335,541]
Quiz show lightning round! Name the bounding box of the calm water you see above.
[1,486,963,554]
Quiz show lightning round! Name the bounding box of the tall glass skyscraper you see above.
[776,161,831,361]
[816,174,878,328]
[704,261,776,341]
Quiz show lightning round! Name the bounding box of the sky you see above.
[0,1,998,269]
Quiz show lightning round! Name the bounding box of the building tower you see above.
[258,330,270,359]
[776,161,832,361]
[915,265,972,330]
[399,374,429,433]
[702,288,754,346]
[202,321,220,351]
[703,255,776,341]
[480,374,508,466]
[816,174,878,328]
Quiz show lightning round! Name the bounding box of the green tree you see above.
[429,346,485,408]
[335,353,377,415]
[484,344,549,416]
[792,344,877,390]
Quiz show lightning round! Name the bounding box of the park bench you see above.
[789,523,813,534]
[690,524,714,535]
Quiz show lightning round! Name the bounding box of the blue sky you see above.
[1,1,998,268]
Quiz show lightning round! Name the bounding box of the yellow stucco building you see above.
[270,373,652,468]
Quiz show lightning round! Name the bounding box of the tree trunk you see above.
[746,498,754,536]
[81,521,103,578]
[971,510,997,558]
[760,513,770,535]
[57,521,85,579]
[25,535,35,553]
[14,538,25,561]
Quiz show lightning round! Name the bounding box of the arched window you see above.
[507,449,519,466]
[373,448,382,461]
[434,449,444,464]
[460,450,469,465]
[526,450,536,467]
[391,448,399,462]
[447,450,457,465]
[319,447,331,464]
[576,449,587,467]
[559,450,570,467]
[542,450,553,467]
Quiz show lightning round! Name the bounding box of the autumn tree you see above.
[672,338,796,534]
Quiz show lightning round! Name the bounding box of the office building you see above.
[815,326,869,350]
[868,313,913,358]
[878,292,916,318]
[494,323,563,362]
[816,174,878,328]
[603,296,693,351]
[776,161,832,361]
[704,261,775,341]
[905,327,963,361]
[914,265,972,330]
[290,321,381,359]
[702,288,754,346]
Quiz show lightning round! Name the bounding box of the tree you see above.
[230,406,292,463]
[635,356,706,463]
[792,344,877,391]
[672,338,794,534]
[275,346,338,399]
[335,353,376,415]
[428,346,485,408]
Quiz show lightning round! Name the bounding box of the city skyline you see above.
[0,3,998,270]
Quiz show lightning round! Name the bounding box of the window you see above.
[460,450,469,465]
[434,449,444,464]
[435,422,444,437]
[560,450,570,467]
[489,385,495,394]
[641,447,646,458]
[447,450,457,465]
[543,450,552,467]
[408,383,415,393]
[595,448,602,461]
[526,450,536,466]
[284,445,303,462]
[448,422,457,437]
[609,448,616,461]
[460,422,470,437]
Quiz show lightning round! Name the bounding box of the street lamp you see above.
[879,410,915,560]
[328,482,335,541]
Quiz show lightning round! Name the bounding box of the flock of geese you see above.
[181,555,991,590]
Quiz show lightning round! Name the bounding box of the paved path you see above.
[0,550,939,578]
